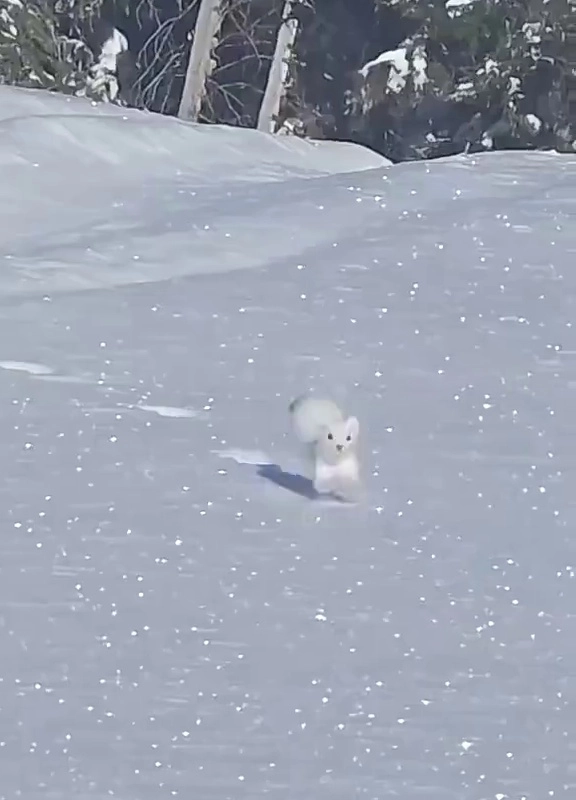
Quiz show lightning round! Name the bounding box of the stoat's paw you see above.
[332,478,362,504]
[314,473,362,503]
[313,476,333,496]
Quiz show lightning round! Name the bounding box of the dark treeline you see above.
[1,0,574,162]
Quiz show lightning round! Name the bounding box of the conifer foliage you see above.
[0,0,573,160]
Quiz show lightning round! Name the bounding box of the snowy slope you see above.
[1,87,576,798]
[0,85,389,295]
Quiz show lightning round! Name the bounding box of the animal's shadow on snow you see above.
[257,463,319,500]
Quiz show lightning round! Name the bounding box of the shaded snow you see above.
[1,86,576,797]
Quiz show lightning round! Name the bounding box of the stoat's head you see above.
[315,416,359,465]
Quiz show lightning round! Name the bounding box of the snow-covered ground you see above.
[0,86,389,296]
[1,86,576,798]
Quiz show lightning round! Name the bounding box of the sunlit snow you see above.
[359,47,410,93]
[445,0,476,18]
[1,85,576,798]
[86,27,129,102]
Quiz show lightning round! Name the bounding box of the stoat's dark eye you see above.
[346,435,351,442]
[327,433,333,440]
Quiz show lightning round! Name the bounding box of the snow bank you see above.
[0,85,388,181]
[2,85,576,300]
[0,85,390,295]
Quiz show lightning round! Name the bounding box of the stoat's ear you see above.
[345,416,359,440]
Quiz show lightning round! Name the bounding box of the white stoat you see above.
[289,393,361,501]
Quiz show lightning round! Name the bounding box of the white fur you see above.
[289,394,361,500]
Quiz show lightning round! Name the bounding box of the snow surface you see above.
[412,43,428,93]
[525,113,543,134]
[86,27,129,102]
[1,86,576,797]
[445,0,476,17]
[359,47,410,94]
[0,86,389,295]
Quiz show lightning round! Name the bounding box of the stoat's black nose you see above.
[336,444,343,452]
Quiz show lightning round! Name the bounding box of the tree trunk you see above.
[178,0,223,121]
[257,0,299,134]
